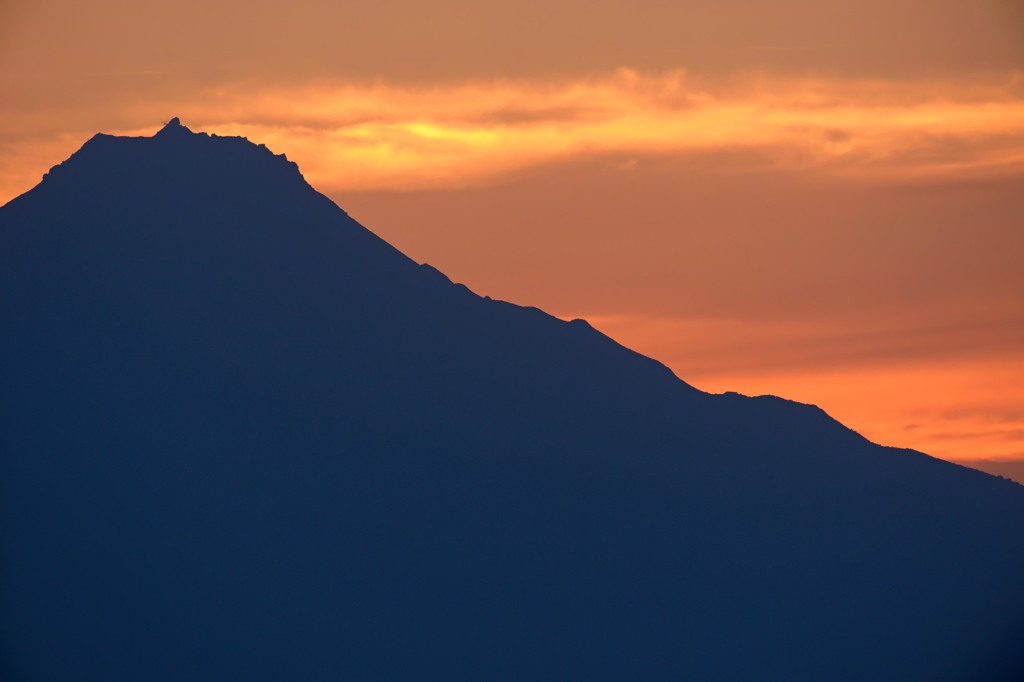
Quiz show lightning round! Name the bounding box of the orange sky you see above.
[2,0,1023,475]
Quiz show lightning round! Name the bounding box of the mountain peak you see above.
[3,120,1024,681]
[154,116,191,137]
[24,117,322,207]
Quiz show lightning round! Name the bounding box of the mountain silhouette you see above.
[2,119,1023,681]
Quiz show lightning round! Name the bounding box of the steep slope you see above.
[2,120,1023,681]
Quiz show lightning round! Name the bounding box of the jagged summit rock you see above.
[2,122,1024,681]
[155,116,187,136]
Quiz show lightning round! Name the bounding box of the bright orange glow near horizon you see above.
[583,314,1024,461]
[2,0,1023,476]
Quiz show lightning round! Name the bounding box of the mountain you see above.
[2,118,1023,681]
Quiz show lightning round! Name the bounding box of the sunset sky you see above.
[2,1,1023,474]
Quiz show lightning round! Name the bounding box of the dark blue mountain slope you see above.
[2,119,1023,681]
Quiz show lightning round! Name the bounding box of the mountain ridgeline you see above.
[2,119,1023,681]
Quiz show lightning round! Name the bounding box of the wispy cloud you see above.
[3,70,1024,202]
